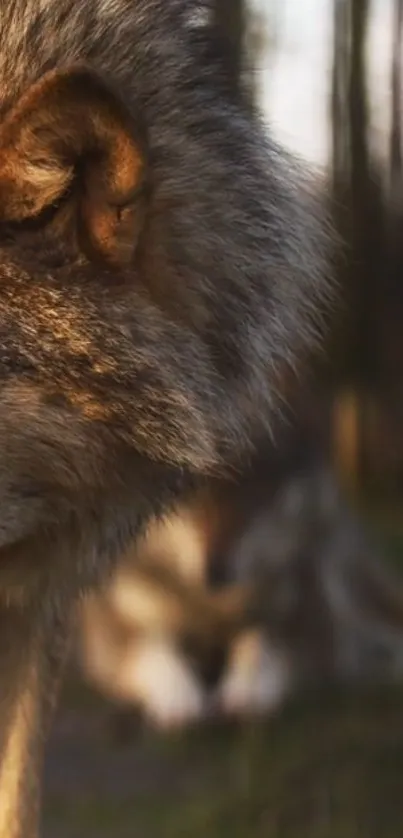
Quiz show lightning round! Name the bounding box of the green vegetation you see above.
[44,683,403,837]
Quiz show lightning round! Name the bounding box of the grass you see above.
[43,684,403,838]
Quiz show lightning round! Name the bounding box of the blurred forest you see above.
[241,0,403,505]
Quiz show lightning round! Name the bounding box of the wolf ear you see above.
[0,66,146,265]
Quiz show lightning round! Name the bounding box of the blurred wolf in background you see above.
[0,0,333,834]
[79,442,403,731]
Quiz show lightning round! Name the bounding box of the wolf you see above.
[79,453,403,731]
[0,1,331,834]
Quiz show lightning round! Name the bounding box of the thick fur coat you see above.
[0,2,331,835]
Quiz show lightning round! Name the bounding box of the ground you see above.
[43,679,403,838]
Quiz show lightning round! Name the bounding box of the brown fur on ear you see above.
[0,66,146,265]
